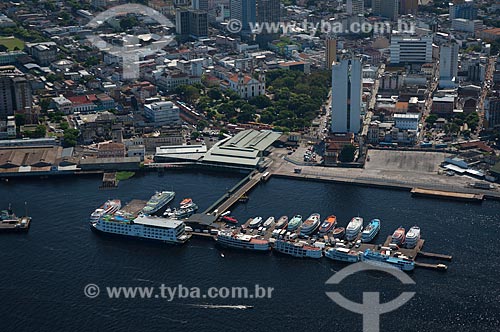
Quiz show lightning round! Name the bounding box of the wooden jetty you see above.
[100,172,118,189]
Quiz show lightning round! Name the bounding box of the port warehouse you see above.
[0,130,281,176]
[154,129,282,170]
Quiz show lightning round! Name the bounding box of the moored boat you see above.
[91,213,191,244]
[90,199,121,223]
[287,215,302,231]
[300,213,321,236]
[142,191,175,215]
[319,215,337,234]
[222,216,238,224]
[405,226,421,248]
[174,204,198,219]
[0,205,31,233]
[361,219,381,243]
[249,216,263,228]
[274,240,322,258]
[275,216,288,229]
[215,231,270,251]
[362,249,414,271]
[391,226,406,246]
[325,247,361,263]
[332,227,345,239]
[263,216,275,227]
[346,217,364,241]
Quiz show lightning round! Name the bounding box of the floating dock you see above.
[120,199,147,217]
[411,187,484,202]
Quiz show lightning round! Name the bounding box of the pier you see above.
[410,188,484,202]
[100,172,118,189]
[204,171,264,217]
[418,251,453,260]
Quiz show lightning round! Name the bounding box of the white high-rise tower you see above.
[330,55,362,134]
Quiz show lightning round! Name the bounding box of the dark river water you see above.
[0,171,499,332]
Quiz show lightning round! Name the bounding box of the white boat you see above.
[249,217,263,228]
[90,199,121,223]
[215,231,270,251]
[263,217,275,227]
[142,191,175,215]
[405,226,421,248]
[221,211,231,217]
[91,213,191,244]
[300,213,321,235]
[274,240,322,258]
[325,247,361,263]
[345,217,364,241]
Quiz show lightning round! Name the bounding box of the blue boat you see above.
[361,219,380,243]
[362,249,414,271]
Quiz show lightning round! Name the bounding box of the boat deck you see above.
[120,200,147,217]
[0,216,31,231]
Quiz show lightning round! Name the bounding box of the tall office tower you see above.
[325,37,337,70]
[439,42,459,84]
[449,0,477,20]
[254,0,280,45]
[230,0,280,44]
[372,0,399,21]
[0,66,32,120]
[192,0,208,11]
[175,8,208,38]
[347,0,364,15]
[330,55,362,134]
[389,34,433,64]
[399,0,418,15]
[230,0,256,34]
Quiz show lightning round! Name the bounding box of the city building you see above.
[389,34,433,64]
[230,0,280,45]
[175,8,190,36]
[372,0,399,21]
[325,37,337,70]
[330,55,362,134]
[97,142,126,159]
[393,113,419,131]
[189,10,208,38]
[144,101,181,126]
[224,71,266,99]
[449,0,477,20]
[202,129,281,169]
[176,8,208,39]
[0,66,32,120]
[399,0,418,15]
[346,0,364,15]
[485,94,500,128]
[439,42,459,88]
[24,42,58,66]
[451,18,483,34]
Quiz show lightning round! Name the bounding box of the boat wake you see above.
[185,304,253,310]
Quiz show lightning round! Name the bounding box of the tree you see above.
[175,85,200,103]
[207,88,223,100]
[196,120,208,132]
[425,114,438,126]
[249,95,272,109]
[15,114,26,127]
[339,144,356,163]
[63,128,79,147]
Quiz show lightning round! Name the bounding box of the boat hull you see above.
[90,224,187,245]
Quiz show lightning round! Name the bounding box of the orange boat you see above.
[319,215,337,234]
[180,198,193,208]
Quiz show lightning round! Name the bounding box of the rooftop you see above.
[133,215,183,229]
